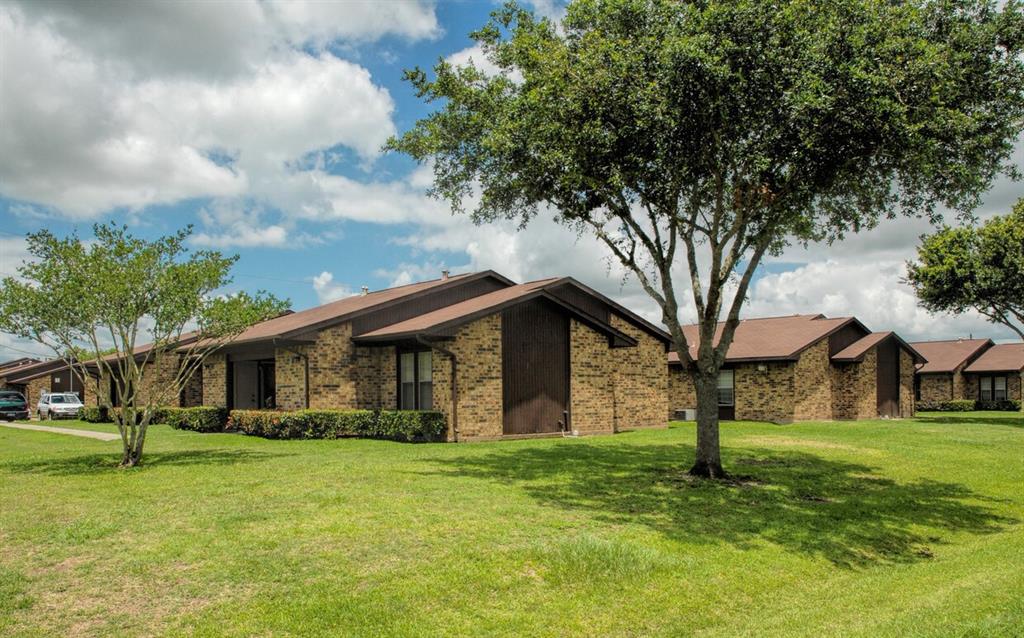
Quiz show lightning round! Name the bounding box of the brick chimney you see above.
[441,269,450,280]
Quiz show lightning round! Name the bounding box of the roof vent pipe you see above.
[441,269,450,280]
[360,286,369,296]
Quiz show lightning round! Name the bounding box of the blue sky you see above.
[0,0,1020,360]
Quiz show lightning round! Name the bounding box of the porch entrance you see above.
[231,359,276,409]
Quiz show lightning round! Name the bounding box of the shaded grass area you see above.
[0,415,1021,637]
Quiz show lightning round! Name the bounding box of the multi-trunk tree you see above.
[0,224,287,467]
[388,0,1024,476]
[907,198,1024,340]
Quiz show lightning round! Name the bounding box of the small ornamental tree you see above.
[0,224,288,467]
[907,198,1024,340]
[387,0,1024,477]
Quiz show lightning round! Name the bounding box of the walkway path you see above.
[0,422,120,441]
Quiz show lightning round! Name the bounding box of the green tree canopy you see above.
[0,223,288,466]
[907,198,1024,340]
[388,0,1024,476]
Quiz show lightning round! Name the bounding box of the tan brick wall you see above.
[609,315,667,431]
[569,319,617,435]
[963,374,979,401]
[951,371,967,400]
[181,365,204,407]
[832,349,877,420]
[899,349,915,417]
[307,324,357,409]
[793,339,832,421]
[135,354,182,407]
[26,376,50,408]
[919,374,953,403]
[275,347,307,410]
[735,361,796,423]
[963,371,1023,403]
[432,314,503,440]
[379,346,397,410]
[667,366,696,418]
[202,353,227,408]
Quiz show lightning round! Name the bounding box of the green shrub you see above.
[227,409,446,442]
[975,399,1022,412]
[80,406,112,423]
[160,407,229,432]
[917,399,976,412]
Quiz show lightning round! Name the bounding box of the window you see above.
[995,376,1007,401]
[399,350,433,410]
[979,375,1008,401]
[717,369,734,406]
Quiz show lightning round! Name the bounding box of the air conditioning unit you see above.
[673,408,697,421]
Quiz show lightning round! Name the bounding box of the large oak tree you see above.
[389,0,1024,476]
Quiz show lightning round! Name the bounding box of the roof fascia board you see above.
[352,290,637,346]
[550,278,671,343]
[277,271,514,341]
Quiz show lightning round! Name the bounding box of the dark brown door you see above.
[502,300,569,435]
[876,338,899,417]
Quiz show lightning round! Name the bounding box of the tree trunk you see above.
[690,372,727,478]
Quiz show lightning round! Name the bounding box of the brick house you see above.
[908,339,994,403]
[0,358,96,408]
[961,344,1024,403]
[178,271,669,441]
[667,314,925,423]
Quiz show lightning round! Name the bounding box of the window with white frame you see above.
[399,351,433,410]
[717,369,734,406]
[980,375,1008,401]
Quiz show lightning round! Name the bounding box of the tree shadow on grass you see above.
[916,413,1024,428]
[0,448,285,476]
[425,442,1016,568]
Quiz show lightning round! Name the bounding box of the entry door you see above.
[233,361,259,409]
[502,300,570,435]
[876,338,899,417]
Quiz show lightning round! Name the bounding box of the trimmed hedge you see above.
[80,405,229,430]
[80,406,111,423]
[976,399,1022,412]
[917,399,976,412]
[917,399,1022,412]
[161,407,229,432]
[227,409,446,442]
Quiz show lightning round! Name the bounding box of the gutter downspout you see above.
[276,340,310,409]
[417,336,457,442]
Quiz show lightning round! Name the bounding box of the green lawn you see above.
[1,412,1022,637]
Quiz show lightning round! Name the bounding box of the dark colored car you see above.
[0,390,30,421]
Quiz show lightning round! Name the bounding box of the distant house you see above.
[668,314,925,423]
[0,358,91,406]
[161,270,670,441]
[961,344,1024,403]
[908,339,994,403]
[0,357,40,375]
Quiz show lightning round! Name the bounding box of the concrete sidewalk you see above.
[0,422,120,441]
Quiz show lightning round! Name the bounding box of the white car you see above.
[37,392,84,420]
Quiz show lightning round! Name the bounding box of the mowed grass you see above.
[0,412,1021,637]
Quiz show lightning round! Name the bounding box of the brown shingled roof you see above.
[216,271,509,347]
[832,332,893,361]
[832,332,926,364]
[668,314,863,365]
[909,338,993,374]
[4,357,76,384]
[963,343,1024,373]
[0,357,41,374]
[354,278,638,345]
